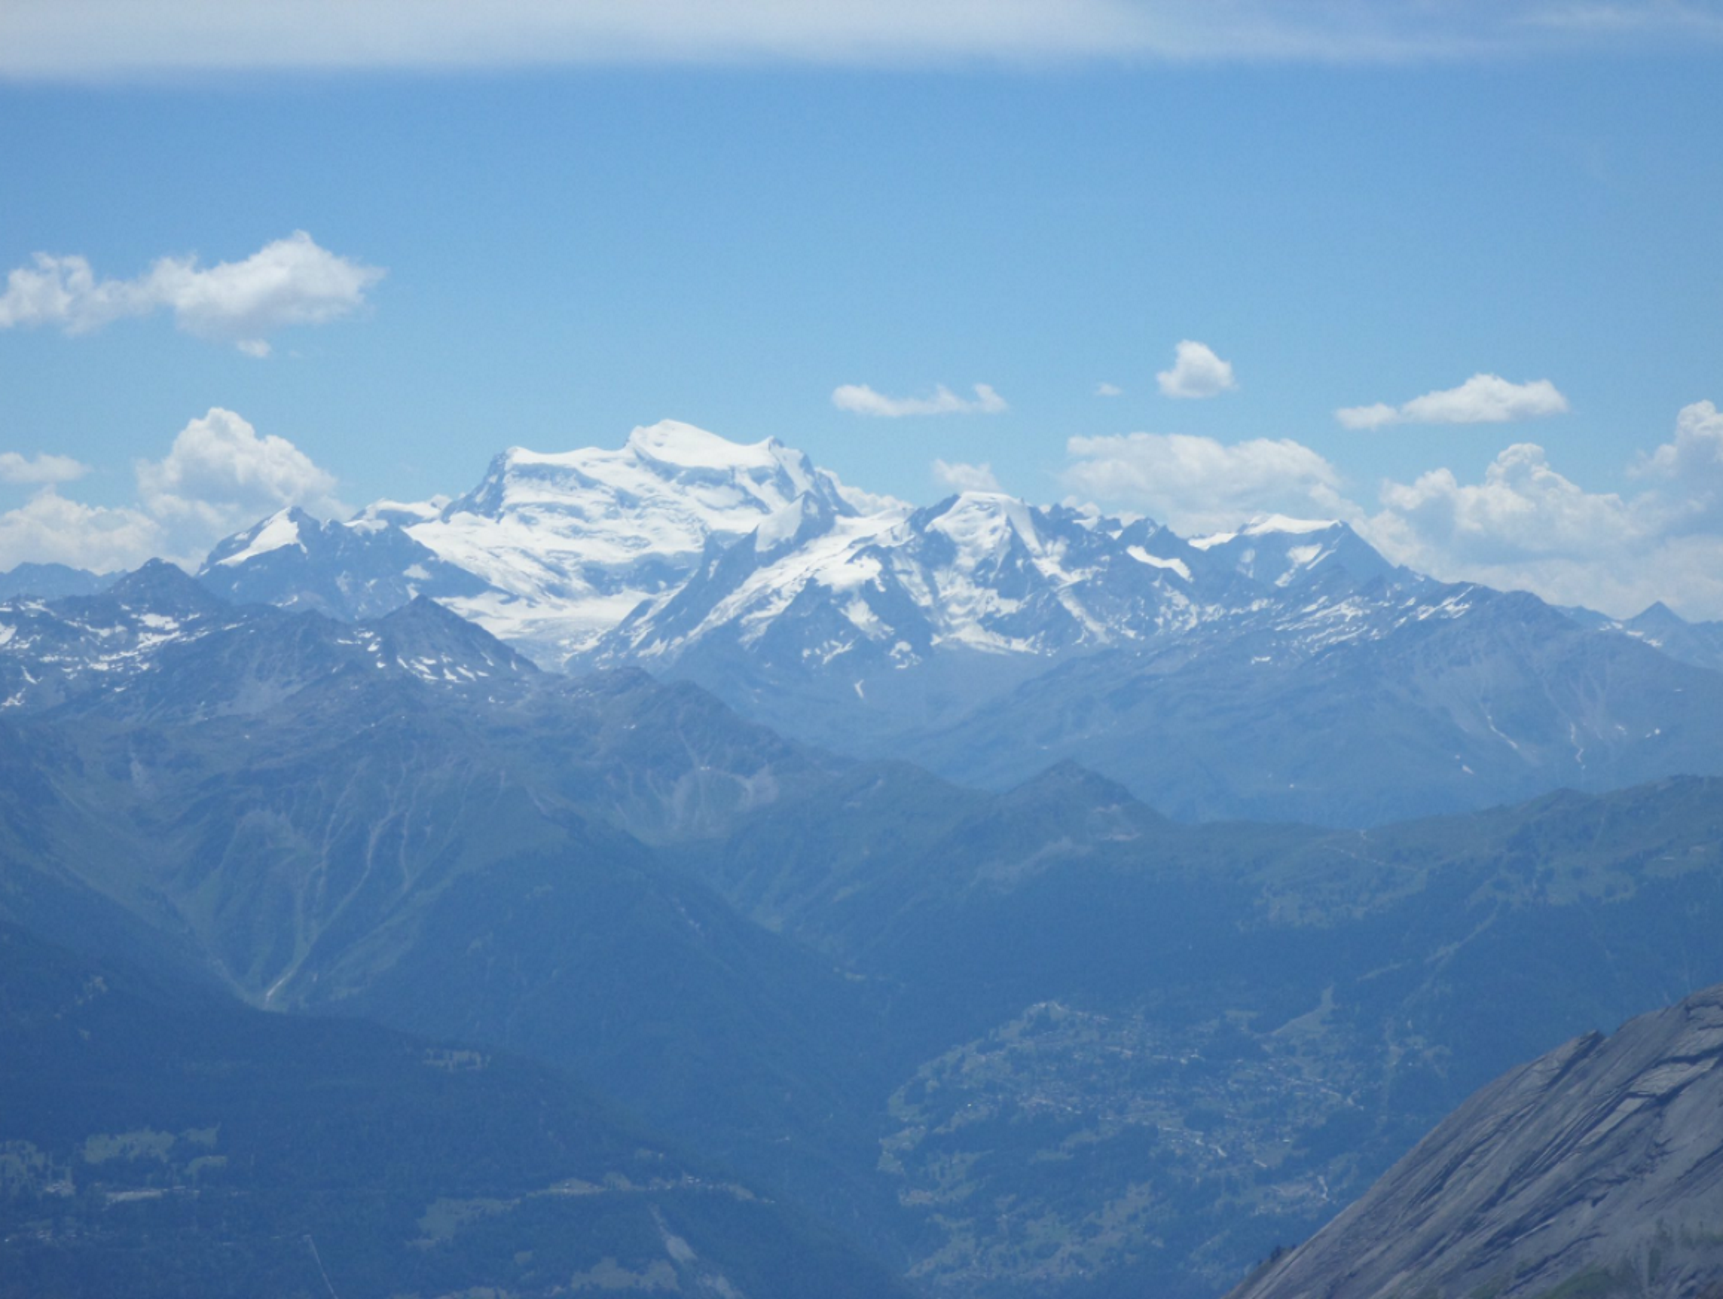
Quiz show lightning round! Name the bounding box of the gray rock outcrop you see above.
[1229,985,1723,1299]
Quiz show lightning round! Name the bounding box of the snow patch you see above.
[1243,515,1338,537]
[215,511,304,567]
[1126,547,1192,581]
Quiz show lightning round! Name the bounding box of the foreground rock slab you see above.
[1230,984,1723,1299]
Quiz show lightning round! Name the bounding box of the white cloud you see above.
[1363,531,1723,622]
[1337,373,1569,429]
[1156,341,1237,400]
[1627,399,1723,531]
[6,1,1719,77]
[833,382,1008,418]
[1096,382,1123,398]
[1356,402,1723,618]
[1368,443,1638,566]
[932,459,1003,492]
[0,451,88,485]
[136,407,347,536]
[1056,404,1723,617]
[0,490,163,575]
[0,232,384,355]
[0,407,348,574]
[1063,431,1346,533]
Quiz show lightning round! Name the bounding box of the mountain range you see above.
[8,418,1688,826]
[6,560,1723,1297]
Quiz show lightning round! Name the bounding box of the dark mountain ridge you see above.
[0,922,912,1299]
[7,572,1723,1297]
[0,560,112,601]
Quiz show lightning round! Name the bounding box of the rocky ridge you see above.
[1229,985,1723,1299]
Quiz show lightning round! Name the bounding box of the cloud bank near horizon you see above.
[8,401,1723,621]
[5,0,1722,78]
[1064,431,1342,534]
[1062,400,1723,619]
[0,409,348,574]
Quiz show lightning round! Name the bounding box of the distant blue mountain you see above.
[0,560,112,600]
[9,567,1723,1298]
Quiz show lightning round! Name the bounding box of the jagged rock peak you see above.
[104,559,229,617]
[1009,758,1144,809]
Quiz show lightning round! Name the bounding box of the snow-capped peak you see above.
[923,491,1051,570]
[210,508,307,568]
[196,420,1416,686]
[754,490,847,558]
[1242,514,1342,537]
[368,422,865,664]
[1189,516,1339,552]
[445,421,843,527]
[625,419,793,473]
[1193,517,1400,591]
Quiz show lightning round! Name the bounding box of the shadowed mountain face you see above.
[9,573,1723,1298]
[0,923,913,1299]
[679,766,1723,1297]
[0,570,894,1237]
[904,587,1723,826]
[1616,602,1723,674]
[1228,985,1723,1299]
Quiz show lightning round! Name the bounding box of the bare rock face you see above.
[1228,985,1723,1299]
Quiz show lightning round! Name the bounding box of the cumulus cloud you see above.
[1337,373,1569,429]
[1096,382,1123,398]
[0,232,384,355]
[932,459,1003,492]
[833,382,1008,418]
[1367,443,1638,566]
[1356,402,1723,617]
[1055,402,1723,617]
[1063,431,1346,534]
[136,407,347,534]
[1156,341,1237,400]
[0,491,163,576]
[5,1,1719,77]
[1628,399,1723,529]
[0,452,88,485]
[0,408,347,575]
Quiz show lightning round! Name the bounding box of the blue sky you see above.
[3,1,1723,615]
